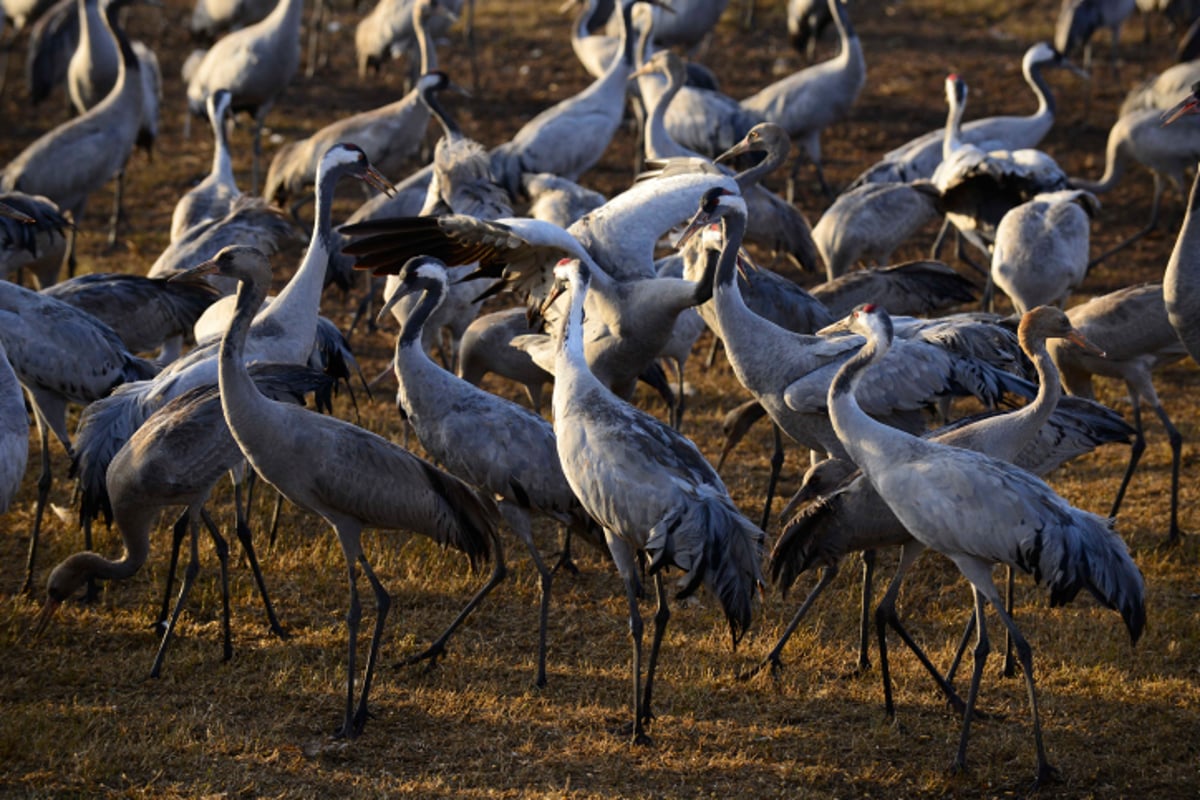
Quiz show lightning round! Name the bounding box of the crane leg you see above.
[930,217,952,260]
[156,509,191,629]
[149,511,203,678]
[639,572,670,728]
[1002,565,1015,678]
[984,585,1057,788]
[267,489,286,550]
[106,169,125,249]
[349,553,390,737]
[759,423,785,531]
[856,548,875,673]
[207,510,233,663]
[618,570,651,745]
[951,588,990,775]
[219,503,288,638]
[501,503,553,688]
[1152,400,1184,544]
[876,541,966,718]
[305,0,326,78]
[945,608,975,686]
[1108,396,1146,520]
[337,554,364,738]
[551,524,580,576]
[738,564,837,681]
[397,531,507,668]
[21,420,53,594]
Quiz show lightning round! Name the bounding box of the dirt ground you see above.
[1,0,1200,797]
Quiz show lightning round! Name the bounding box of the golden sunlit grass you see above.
[2,0,1200,796]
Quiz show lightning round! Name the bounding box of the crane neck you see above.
[1166,167,1200,287]
[1008,327,1063,450]
[734,142,785,191]
[414,3,437,75]
[828,0,854,56]
[616,0,636,70]
[554,267,595,384]
[1025,58,1055,120]
[210,104,235,188]
[639,63,683,159]
[397,278,445,351]
[46,518,151,601]
[218,265,273,438]
[826,316,903,474]
[942,88,965,161]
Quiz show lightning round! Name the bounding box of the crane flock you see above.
[2,0,1198,790]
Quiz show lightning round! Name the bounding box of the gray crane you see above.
[355,0,462,82]
[73,144,392,558]
[194,244,502,739]
[851,42,1078,187]
[488,0,658,199]
[457,307,553,412]
[989,189,1099,314]
[0,190,70,287]
[265,0,454,209]
[522,172,607,228]
[826,303,1144,787]
[35,364,333,675]
[0,0,58,95]
[759,307,1129,685]
[21,0,76,105]
[1,0,143,252]
[676,187,1034,525]
[380,257,600,687]
[1160,84,1200,377]
[930,74,1070,268]
[1047,282,1189,543]
[1119,58,1200,117]
[170,88,238,243]
[549,255,763,745]
[0,339,28,516]
[184,0,304,193]
[811,181,941,281]
[1056,0,1137,78]
[1069,104,1200,264]
[189,0,274,40]
[41,271,219,363]
[0,279,157,592]
[740,0,865,198]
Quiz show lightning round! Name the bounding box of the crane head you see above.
[1161,82,1200,127]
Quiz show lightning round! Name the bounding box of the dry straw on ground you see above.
[1,0,1199,797]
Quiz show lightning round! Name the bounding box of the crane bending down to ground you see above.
[550,255,764,745]
[34,364,334,676]
[182,244,503,740]
[826,302,1144,786]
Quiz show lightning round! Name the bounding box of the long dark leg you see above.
[876,542,966,717]
[951,588,990,775]
[856,549,875,672]
[398,532,507,667]
[350,553,391,736]
[502,504,553,688]
[1002,566,1015,678]
[1152,400,1184,544]
[336,557,362,739]
[760,423,785,531]
[739,565,837,680]
[107,168,124,248]
[620,572,649,746]
[551,524,579,576]
[218,505,287,638]
[930,217,952,260]
[640,572,670,728]
[21,416,53,594]
[150,512,204,678]
[157,510,191,628]
[945,609,976,686]
[988,589,1057,788]
[267,490,286,550]
[1109,395,1146,519]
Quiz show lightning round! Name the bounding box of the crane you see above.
[170,88,238,243]
[549,255,763,745]
[826,302,1144,786]
[193,244,503,739]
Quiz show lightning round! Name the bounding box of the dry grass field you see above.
[2,0,1200,796]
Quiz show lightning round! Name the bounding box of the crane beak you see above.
[168,257,220,282]
[1161,94,1200,126]
[361,165,397,197]
[1066,328,1105,357]
[674,210,713,250]
[540,281,567,319]
[31,597,61,638]
[376,285,407,326]
[715,138,751,165]
[629,61,657,81]
[0,201,35,223]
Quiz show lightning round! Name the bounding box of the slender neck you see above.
[613,0,635,70]
[640,64,681,159]
[272,164,339,312]
[827,324,901,470]
[556,271,592,374]
[415,5,437,75]
[210,104,235,186]
[942,87,964,160]
[397,279,444,351]
[422,86,460,141]
[1167,168,1200,281]
[1010,329,1062,445]
[1025,58,1054,119]
[829,0,851,58]
[734,143,785,191]
[49,510,151,599]
[218,272,272,431]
